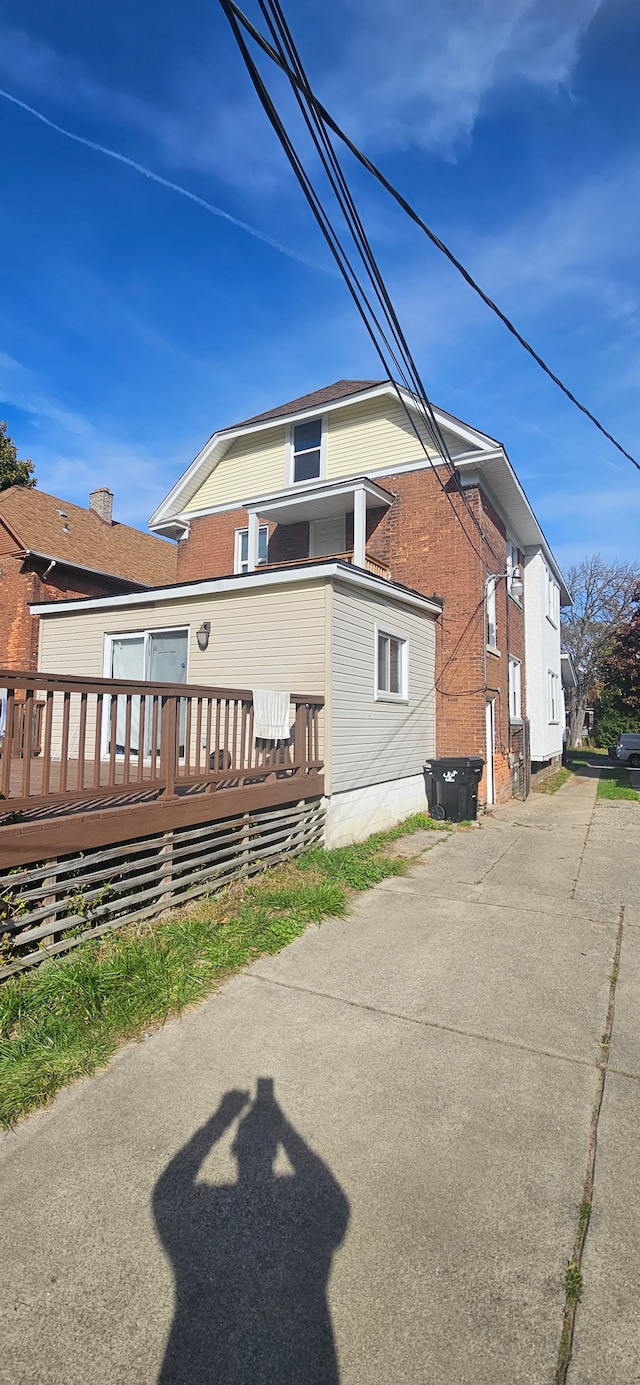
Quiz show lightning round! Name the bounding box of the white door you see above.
[146,630,188,755]
[485,699,496,805]
[309,515,346,558]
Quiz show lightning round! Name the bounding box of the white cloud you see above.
[329,0,604,153]
[0,354,175,525]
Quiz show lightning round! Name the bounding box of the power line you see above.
[219,0,505,571]
[226,0,640,475]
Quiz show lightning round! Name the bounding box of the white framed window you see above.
[103,627,189,757]
[287,416,326,485]
[487,576,497,649]
[234,525,268,574]
[375,627,408,701]
[546,570,559,626]
[548,670,560,723]
[508,657,522,723]
[506,538,520,600]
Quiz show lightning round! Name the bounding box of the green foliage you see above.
[564,1260,583,1304]
[0,420,36,491]
[0,813,440,1127]
[594,685,640,748]
[597,768,639,801]
[533,768,572,794]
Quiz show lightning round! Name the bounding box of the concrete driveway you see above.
[1,767,638,1384]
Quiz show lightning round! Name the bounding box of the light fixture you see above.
[510,566,524,600]
[196,620,211,651]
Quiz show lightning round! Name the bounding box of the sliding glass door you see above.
[106,628,188,757]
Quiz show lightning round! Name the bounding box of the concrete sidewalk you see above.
[1,770,638,1383]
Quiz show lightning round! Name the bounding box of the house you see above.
[31,378,569,845]
[0,484,177,670]
[147,379,570,803]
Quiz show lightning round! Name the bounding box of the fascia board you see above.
[243,475,394,513]
[456,453,570,600]
[32,560,442,620]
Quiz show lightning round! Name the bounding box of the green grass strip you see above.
[534,767,573,794]
[597,767,639,800]
[0,813,447,1128]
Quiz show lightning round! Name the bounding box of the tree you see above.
[561,555,640,746]
[598,592,640,721]
[0,420,37,490]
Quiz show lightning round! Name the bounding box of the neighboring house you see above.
[0,485,177,670]
[147,378,569,805]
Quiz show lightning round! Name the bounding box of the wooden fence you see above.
[0,797,325,977]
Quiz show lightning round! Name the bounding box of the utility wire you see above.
[219,0,504,570]
[226,0,640,474]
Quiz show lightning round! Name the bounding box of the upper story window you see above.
[291,418,323,483]
[548,670,560,723]
[546,570,559,626]
[486,576,497,649]
[376,628,408,701]
[506,538,520,599]
[235,525,268,574]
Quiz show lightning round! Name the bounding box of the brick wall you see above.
[0,538,147,672]
[172,467,527,803]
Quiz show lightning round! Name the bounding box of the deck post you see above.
[247,511,260,572]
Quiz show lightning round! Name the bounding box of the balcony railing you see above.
[262,550,391,581]
[0,669,324,820]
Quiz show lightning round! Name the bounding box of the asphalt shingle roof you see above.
[229,379,385,430]
[0,486,177,587]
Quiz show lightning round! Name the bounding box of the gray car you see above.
[611,733,640,768]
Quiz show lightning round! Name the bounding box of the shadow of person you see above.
[153,1079,349,1384]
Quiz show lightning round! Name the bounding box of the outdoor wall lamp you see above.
[485,567,524,600]
[196,621,211,651]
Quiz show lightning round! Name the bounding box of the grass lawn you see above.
[0,813,449,1128]
[534,767,573,794]
[597,766,640,801]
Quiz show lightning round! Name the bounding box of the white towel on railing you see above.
[252,688,291,742]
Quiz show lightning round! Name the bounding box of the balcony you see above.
[242,475,394,574]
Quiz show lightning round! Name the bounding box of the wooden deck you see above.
[0,670,324,868]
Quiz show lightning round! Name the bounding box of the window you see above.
[548,670,560,723]
[292,418,322,483]
[546,571,559,625]
[234,525,268,574]
[487,577,497,649]
[376,629,407,700]
[506,539,520,599]
[508,657,522,722]
[105,628,189,756]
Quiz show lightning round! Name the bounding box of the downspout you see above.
[42,558,57,581]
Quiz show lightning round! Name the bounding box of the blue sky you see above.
[0,0,638,571]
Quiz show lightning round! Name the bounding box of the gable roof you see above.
[0,486,177,588]
[230,379,383,430]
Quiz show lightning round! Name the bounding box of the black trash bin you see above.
[423,756,484,822]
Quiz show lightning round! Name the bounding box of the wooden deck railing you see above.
[0,669,324,818]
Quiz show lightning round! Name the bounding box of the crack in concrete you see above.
[554,904,625,1384]
[245,970,604,1073]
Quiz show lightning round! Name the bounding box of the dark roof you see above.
[0,486,177,587]
[229,379,385,430]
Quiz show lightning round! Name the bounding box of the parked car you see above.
[611,733,640,768]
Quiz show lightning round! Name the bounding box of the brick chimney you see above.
[89,487,114,524]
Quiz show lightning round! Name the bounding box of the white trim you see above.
[485,700,496,805]
[286,413,327,487]
[234,523,268,574]
[508,655,522,724]
[374,624,409,702]
[32,560,444,619]
[244,473,393,516]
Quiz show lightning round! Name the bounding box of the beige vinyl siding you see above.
[38,581,327,760]
[182,425,287,514]
[180,396,473,517]
[330,581,436,793]
[326,395,437,477]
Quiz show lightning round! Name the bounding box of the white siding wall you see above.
[329,580,436,794]
[183,425,286,514]
[524,549,563,761]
